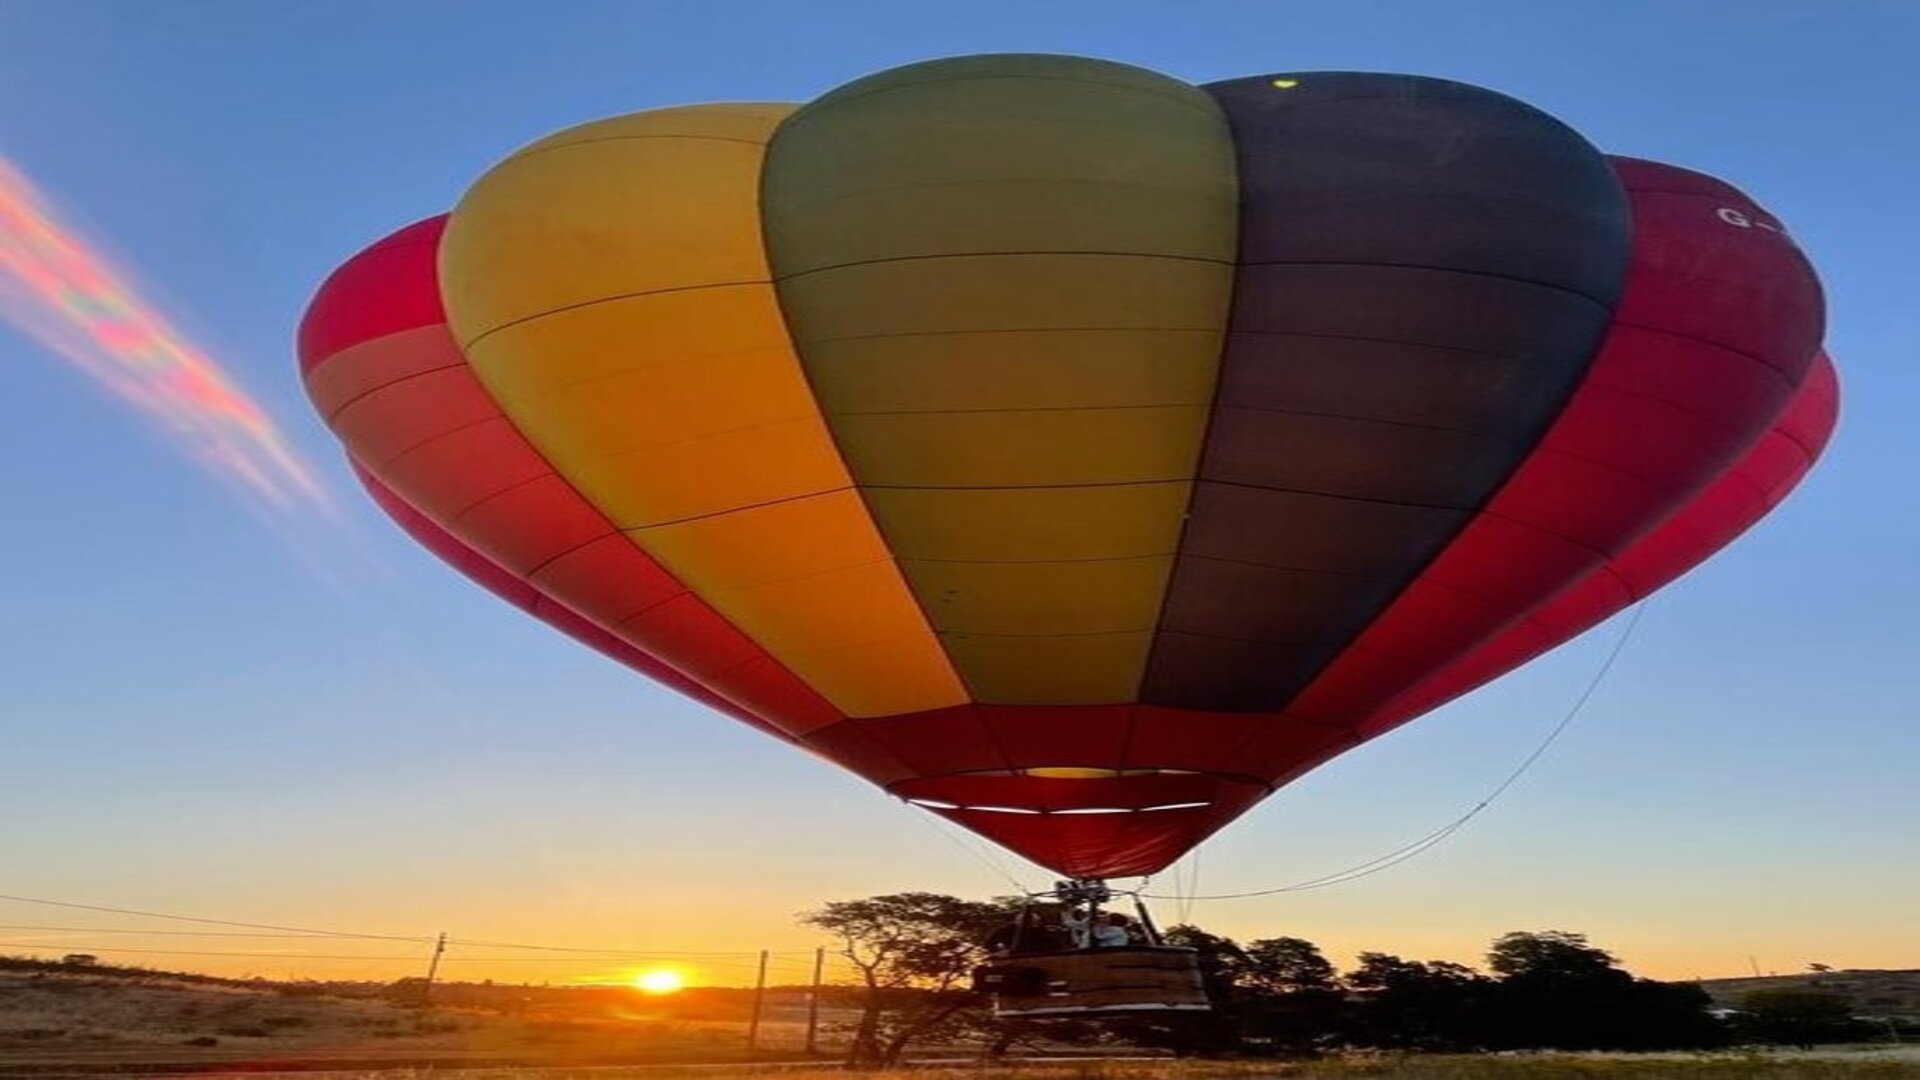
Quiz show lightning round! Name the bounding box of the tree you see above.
[1736,989,1873,1048]
[799,892,1012,1068]
[1347,953,1493,1051]
[1159,924,1245,989]
[1238,937,1345,1054]
[1481,932,1721,1051]
[1487,930,1622,981]
[1242,937,1337,994]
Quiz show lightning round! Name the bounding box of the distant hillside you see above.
[1699,970,1920,1019]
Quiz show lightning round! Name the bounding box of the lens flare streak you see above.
[0,157,328,510]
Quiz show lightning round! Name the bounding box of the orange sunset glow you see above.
[632,968,686,995]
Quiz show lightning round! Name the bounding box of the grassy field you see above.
[0,967,811,1069]
[109,1052,1920,1080]
[6,963,1918,1078]
[416,1052,1920,1080]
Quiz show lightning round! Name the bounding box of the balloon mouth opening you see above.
[894,768,1262,818]
[905,798,1214,815]
[975,767,1200,779]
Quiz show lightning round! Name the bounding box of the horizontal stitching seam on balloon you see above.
[1231,260,1618,313]
[829,402,1214,417]
[374,413,509,472]
[321,357,470,423]
[804,325,1223,345]
[619,484,853,533]
[502,529,626,585]
[617,554,902,605]
[1582,367,1795,429]
[771,177,1242,209]
[376,425,770,650]
[1223,326,1537,357]
[937,627,1157,638]
[860,478,1195,493]
[457,279,769,352]
[504,132,773,165]
[791,72,1220,119]
[447,467,569,526]
[603,591,713,633]
[772,249,1236,283]
[1764,425,1823,465]
[535,411,840,468]
[1388,523,1619,596]
[1607,319,1811,384]
[1212,401,1540,438]
[1620,268,1818,310]
[1146,625,1351,650]
[528,594,693,655]
[1199,477,1474,512]
[901,550,1179,567]
[602,616,822,715]
[1659,462,1791,525]
[471,342,815,402]
[1516,439,1747,494]
[1172,553,1411,581]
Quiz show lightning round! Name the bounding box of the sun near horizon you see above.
[631,968,686,995]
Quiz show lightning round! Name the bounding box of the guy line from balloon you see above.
[0,156,332,515]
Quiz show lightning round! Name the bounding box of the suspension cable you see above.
[1145,603,1646,902]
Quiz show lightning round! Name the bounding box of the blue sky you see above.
[0,0,1914,984]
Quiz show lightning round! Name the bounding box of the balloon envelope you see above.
[300,57,1834,878]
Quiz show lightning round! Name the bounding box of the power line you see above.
[1146,603,1646,902]
[0,942,787,967]
[0,893,432,942]
[0,925,368,939]
[0,942,431,961]
[0,894,828,962]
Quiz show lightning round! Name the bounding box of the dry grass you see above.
[135,1051,1920,1080]
[0,969,772,1063]
[0,969,423,1047]
[6,970,1918,1078]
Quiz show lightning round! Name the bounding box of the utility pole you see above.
[420,932,448,1006]
[745,949,770,1052]
[804,946,825,1055]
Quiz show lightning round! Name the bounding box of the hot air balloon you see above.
[299,55,1834,1017]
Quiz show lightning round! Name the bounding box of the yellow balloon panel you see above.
[441,103,966,719]
[633,492,966,718]
[443,109,783,346]
[461,288,845,526]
